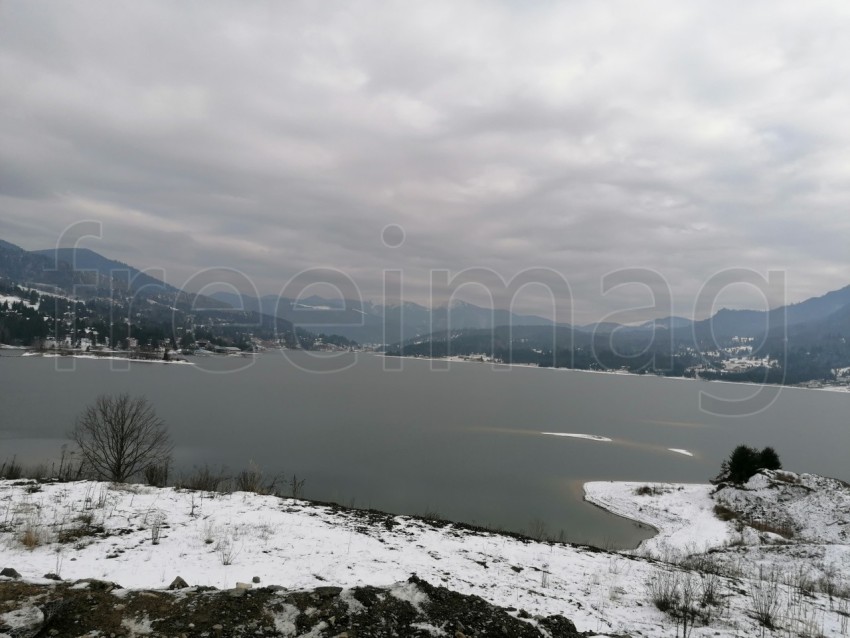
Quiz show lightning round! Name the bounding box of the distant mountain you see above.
[692,284,850,339]
[0,239,92,293]
[1,240,163,297]
[390,280,850,385]
[6,234,849,359]
[692,308,769,338]
[215,281,850,346]
[783,284,850,325]
[212,292,388,342]
[211,292,561,344]
[575,321,625,334]
[0,239,24,252]
[0,239,303,349]
[641,316,694,330]
[781,299,850,341]
[31,248,179,294]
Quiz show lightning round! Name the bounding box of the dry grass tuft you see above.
[21,524,43,549]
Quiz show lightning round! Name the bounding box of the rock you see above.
[43,573,62,581]
[313,586,342,599]
[252,576,261,583]
[0,605,44,636]
[75,578,121,592]
[1,567,21,578]
[0,573,584,638]
[538,615,580,635]
[168,576,189,590]
[235,581,252,590]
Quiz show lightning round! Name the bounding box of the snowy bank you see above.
[583,481,730,557]
[2,476,850,636]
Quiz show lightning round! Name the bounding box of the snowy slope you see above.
[1,477,849,636]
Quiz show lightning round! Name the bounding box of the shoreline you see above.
[583,481,728,557]
[5,346,850,394]
[18,351,194,365]
[3,472,849,636]
[580,489,661,551]
[380,352,850,394]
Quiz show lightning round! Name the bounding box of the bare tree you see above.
[71,394,172,482]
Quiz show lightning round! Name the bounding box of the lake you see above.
[1,350,848,548]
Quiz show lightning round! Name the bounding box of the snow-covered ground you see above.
[19,352,194,364]
[0,294,37,309]
[584,481,729,557]
[2,474,849,636]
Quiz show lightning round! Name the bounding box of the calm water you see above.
[2,351,848,548]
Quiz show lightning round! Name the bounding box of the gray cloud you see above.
[1,1,849,322]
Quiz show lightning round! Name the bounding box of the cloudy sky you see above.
[1,1,849,322]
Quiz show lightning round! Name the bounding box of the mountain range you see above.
[0,239,298,349]
[209,291,558,344]
[1,238,849,350]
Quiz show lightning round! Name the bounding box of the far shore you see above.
[379,352,850,394]
[4,346,849,394]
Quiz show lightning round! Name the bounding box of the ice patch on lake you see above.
[541,432,612,442]
[667,448,694,456]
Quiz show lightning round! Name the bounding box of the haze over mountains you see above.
[210,291,557,344]
[3,238,850,384]
[2,239,850,348]
[212,282,850,346]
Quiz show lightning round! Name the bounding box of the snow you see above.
[2,476,849,637]
[19,353,194,365]
[667,448,694,456]
[389,581,430,613]
[540,432,612,442]
[121,615,154,635]
[272,603,300,636]
[0,294,36,309]
[0,606,43,631]
[339,587,365,614]
[584,482,730,556]
[410,621,448,636]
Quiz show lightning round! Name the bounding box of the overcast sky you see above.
[2,1,849,322]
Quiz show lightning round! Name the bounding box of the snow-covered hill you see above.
[2,473,849,636]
